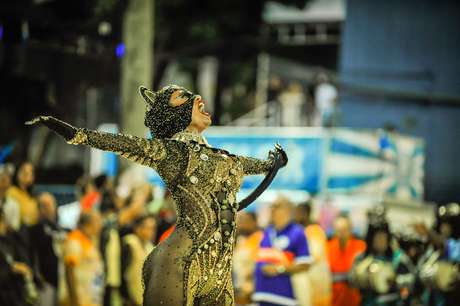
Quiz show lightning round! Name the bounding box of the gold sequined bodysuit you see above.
[67,129,273,306]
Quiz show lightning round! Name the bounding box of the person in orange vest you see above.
[327,214,366,306]
[233,211,264,305]
[295,202,332,306]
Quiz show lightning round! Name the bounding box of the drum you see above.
[419,249,460,291]
[350,256,396,294]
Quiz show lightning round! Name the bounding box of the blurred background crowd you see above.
[1,162,460,306]
[1,0,460,306]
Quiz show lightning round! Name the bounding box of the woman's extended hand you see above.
[269,143,288,168]
[26,115,77,141]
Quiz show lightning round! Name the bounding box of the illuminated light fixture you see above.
[115,42,125,58]
[98,21,112,36]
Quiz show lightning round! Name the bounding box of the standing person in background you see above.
[350,221,413,306]
[7,162,37,279]
[30,192,65,306]
[253,196,312,306]
[295,202,332,306]
[7,161,39,226]
[62,211,104,306]
[414,202,460,306]
[233,211,263,305]
[0,185,37,306]
[313,73,338,127]
[279,82,307,127]
[155,190,177,243]
[79,176,100,213]
[0,164,21,232]
[121,215,156,306]
[100,185,149,306]
[266,76,283,126]
[327,214,366,306]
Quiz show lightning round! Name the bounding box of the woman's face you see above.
[18,162,34,188]
[373,231,389,255]
[439,222,452,239]
[169,90,211,132]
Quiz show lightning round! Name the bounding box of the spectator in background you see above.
[5,163,37,277]
[253,196,312,306]
[233,211,263,305]
[313,73,338,127]
[267,76,283,126]
[100,184,150,306]
[0,189,38,306]
[414,202,460,306]
[327,215,366,306]
[80,176,100,212]
[121,215,156,306]
[351,221,413,306]
[8,161,39,226]
[30,192,65,306]
[295,202,332,306]
[156,190,177,243]
[0,164,21,232]
[62,211,104,306]
[279,82,307,127]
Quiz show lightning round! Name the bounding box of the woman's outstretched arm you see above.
[26,116,166,168]
[236,155,274,176]
[236,144,288,176]
[236,144,288,211]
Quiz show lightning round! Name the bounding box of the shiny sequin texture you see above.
[67,129,274,306]
[140,84,195,139]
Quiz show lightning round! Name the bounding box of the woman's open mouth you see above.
[198,101,211,117]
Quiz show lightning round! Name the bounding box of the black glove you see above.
[238,143,287,211]
[25,116,77,141]
[269,143,288,168]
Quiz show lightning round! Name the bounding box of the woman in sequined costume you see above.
[26,84,287,306]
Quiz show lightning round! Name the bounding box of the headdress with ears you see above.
[139,84,195,139]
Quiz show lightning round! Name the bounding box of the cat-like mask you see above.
[139,84,195,139]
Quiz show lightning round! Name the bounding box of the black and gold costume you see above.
[27,84,287,306]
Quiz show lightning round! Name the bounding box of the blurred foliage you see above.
[93,0,307,58]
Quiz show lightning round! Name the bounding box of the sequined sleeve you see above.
[66,128,166,168]
[236,155,274,176]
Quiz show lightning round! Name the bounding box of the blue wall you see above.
[340,0,460,203]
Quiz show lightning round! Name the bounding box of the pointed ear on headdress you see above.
[139,86,157,106]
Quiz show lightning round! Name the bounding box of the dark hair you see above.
[132,214,156,229]
[99,191,116,214]
[12,161,34,194]
[75,176,94,198]
[297,201,312,217]
[435,203,460,239]
[246,212,257,223]
[365,222,393,257]
[0,198,5,221]
[77,211,98,228]
[94,174,108,190]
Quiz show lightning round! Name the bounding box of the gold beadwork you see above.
[66,129,88,145]
[68,129,273,306]
[190,176,198,184]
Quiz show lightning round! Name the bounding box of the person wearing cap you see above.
[253,196,312,306]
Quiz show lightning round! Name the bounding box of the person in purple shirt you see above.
[253,196,312,306]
